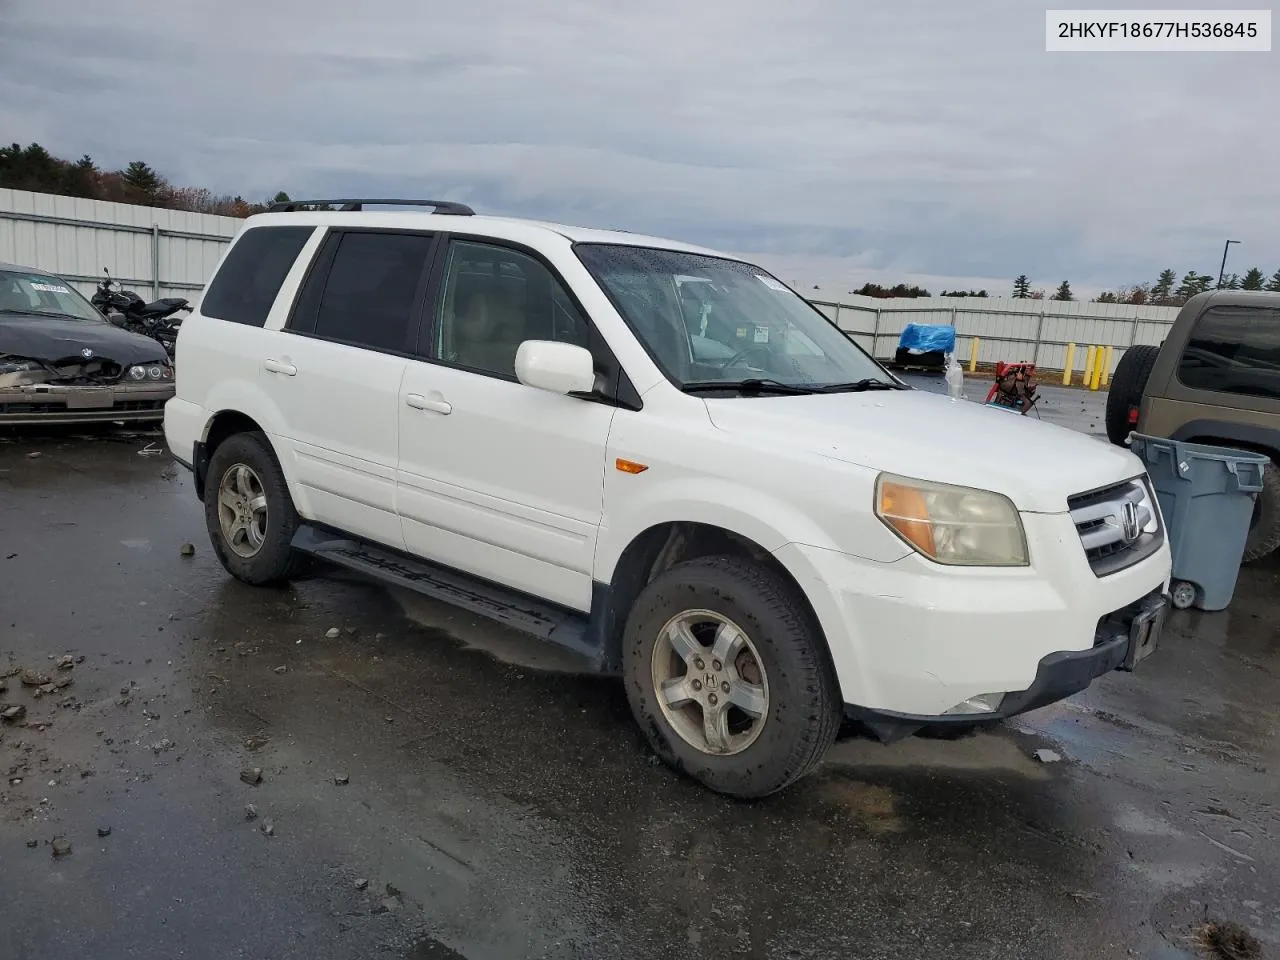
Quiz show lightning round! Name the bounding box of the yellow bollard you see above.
[1082,345,1097,388]
[968,337,979,373]
[1091,349,1104,390]
[1062,342,1076,385]
[1100,346,1114,387]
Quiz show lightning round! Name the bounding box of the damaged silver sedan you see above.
[1,262,175,425]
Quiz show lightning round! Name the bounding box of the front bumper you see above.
[0,382,174,425]
[844,588,1168,742]
[775,509,1172,724]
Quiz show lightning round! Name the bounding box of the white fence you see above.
[2,187,1179,373]
[813,295,1179,373]
[0,187,240,303]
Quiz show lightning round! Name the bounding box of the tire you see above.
[622,555,842,799]
[204,431,304,585]
[1105,344,1161,446]
[1242,458,1280,563]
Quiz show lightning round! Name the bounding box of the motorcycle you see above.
[91,269,190,360]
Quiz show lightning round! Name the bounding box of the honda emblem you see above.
[1121,501,1140,542]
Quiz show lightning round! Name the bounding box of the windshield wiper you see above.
[817,378,907,393]
[0,308,85,321]
[683,378,820,396]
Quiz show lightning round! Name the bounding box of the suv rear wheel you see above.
[1243,459,1280,563]
[622,555,841,798]
[204,431,304,585]
[1105,344,1161,446]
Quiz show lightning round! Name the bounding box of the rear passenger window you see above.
[1177,306,1280,400]
[292,231,433,353]
[200,226,313,326]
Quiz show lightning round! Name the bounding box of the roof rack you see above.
[266,199,475,215]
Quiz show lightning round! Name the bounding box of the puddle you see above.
[1114,804,1184,837]
[828,727,1050,778]
[1028,706,1137,770]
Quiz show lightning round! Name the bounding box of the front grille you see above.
[46,360,124,383]
[1068,478,1164,577]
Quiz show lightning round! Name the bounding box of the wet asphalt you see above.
[0,378,1277,960]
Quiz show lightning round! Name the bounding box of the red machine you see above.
[984,361,1039,415]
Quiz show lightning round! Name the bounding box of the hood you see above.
[704,388,1146,514]
[0,314,167,367]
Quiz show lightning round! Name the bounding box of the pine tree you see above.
[1176,271,1215,300]
[62,155,98,198]
[1095,292,1118,303]
[1051,280,1073,301]
[1013,274,1031,298]
[1242,267,1266,290]
[1151,268,1177,303]
[122,160,162,198]
[1266,268,1280,293]
[1223,273,1242,290]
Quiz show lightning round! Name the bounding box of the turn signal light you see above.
[877,480,936,556]
[615,458,648,474]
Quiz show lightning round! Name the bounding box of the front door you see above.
[396,238,614,611]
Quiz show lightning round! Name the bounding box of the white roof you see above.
[241,209,733,260]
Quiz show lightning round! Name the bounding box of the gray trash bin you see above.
[1129,434,1268,612]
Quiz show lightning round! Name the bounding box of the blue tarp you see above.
[897,323,956,353]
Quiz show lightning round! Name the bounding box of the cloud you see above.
[1,0,1276,293]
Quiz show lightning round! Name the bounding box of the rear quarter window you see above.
[200,226,314,326]
[1177,305,1280,400]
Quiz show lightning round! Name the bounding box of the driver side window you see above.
[435,240,591,380]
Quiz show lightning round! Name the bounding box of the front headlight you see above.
[126,363,173,382]
[875,473,1028,566]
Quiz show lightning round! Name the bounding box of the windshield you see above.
[574,243,892,391]
[0,270,104,323]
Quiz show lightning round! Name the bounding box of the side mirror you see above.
[514,340,596,396]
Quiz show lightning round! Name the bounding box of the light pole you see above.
[1217,240,1240,289]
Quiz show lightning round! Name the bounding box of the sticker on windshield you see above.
[29,281,71,294]
[755,275,789,293]
[753,326,770,344]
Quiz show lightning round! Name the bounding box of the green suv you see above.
[1106,289,1280,562]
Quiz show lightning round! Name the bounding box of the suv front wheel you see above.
[204,431,304,585]
[622,555,842,798]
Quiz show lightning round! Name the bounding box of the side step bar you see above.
[290,525,603,667]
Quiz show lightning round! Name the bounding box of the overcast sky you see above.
[2,0,1276,297]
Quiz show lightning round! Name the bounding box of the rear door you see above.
[261,228,437,548]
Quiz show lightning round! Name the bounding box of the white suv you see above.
[165,199,1172,798]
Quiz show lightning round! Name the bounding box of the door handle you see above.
[405,393,452,415]
[263,358,297,376]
